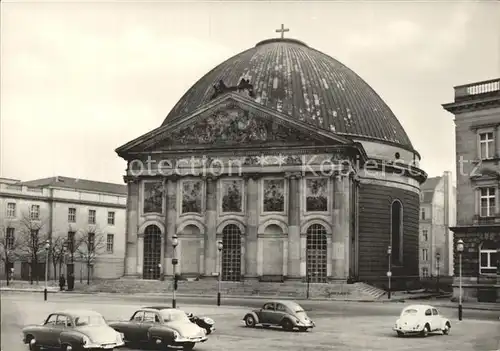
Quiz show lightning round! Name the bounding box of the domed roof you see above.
[162,38,414,150]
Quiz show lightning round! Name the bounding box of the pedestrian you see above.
[67,272,75,291]
[9,267,14,282]
[59,274,66,291]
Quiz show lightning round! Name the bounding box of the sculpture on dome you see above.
[210,78,256,100]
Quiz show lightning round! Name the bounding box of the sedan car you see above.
[108,306,207,350]
[243,300,315,331]
[22,309,125,351]
[393,304,451,337]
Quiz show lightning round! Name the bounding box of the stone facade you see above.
[443,78,500,302]
[117,95,426,283]
[418,172,456,278]
[0,177,127,281]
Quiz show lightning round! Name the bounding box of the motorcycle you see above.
[186,313,216,335]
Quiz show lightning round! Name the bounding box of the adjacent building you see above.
[115,33,427,286]
[419,171,456,278]
[0,176,127,281]
[443,78,500,302]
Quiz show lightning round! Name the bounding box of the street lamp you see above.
[435,252,441,293]
[456,239,464,321]
[5,249,10,287]
[171,234,179,309]
[44,240,50,301]
[387,246,392,299]
[217,240,223,306]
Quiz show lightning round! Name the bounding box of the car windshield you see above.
[401,309,419,316]
[161,310,190,322]
[74,315,106,326]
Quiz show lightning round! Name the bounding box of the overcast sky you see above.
[1,0,499,184]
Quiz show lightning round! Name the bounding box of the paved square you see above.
[2,294,498,351]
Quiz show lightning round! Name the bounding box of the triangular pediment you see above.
[117,93,351,155]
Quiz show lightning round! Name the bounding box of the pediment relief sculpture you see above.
[159,109,318,146]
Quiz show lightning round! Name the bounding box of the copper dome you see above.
[162,38,414,150]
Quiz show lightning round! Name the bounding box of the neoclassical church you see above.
[116,30,427,285]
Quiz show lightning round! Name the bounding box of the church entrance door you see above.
[306,224,327,283]
[143,225,162,280]
[221,224,242,282]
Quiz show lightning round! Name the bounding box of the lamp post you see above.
[44,240,50,301]
[387,246,392,299]
[5,249,10,286]
[171,234,179,309]
[217,240,223,306]
[435,252,441,293]
[456,239,464,321]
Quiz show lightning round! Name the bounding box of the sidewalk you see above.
[2,287,499,311]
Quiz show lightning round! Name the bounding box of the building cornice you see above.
[450,224,500,233]
[442,97,500,114]
[0,192,126,209]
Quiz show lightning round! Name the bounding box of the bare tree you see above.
[17,212,49,284]
[49,236,67,280]
[76,225,106,285]
[0,222,21,285]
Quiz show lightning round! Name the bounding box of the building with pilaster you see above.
[419,171,456,278]
[443,78,500,302]
[0,176,126,281]
[115,34,427,287]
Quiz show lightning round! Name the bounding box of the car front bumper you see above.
[393,327,422,335]
[83,340,125,349]
[174,335,208,343]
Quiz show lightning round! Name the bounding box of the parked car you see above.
[393,304,451,337]
[242,300,315,331]
[108,306,207,350]
[186,312,216,334]
[22,309,125,351]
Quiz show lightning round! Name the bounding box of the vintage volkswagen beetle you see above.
[243,300,315,331]
[108,307,207,350]
[393,304,451,337]
[22,309,125,351]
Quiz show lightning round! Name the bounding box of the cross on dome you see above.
[275,24,289,39]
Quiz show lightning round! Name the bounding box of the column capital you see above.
[165,174,181,182]
[285,171,302,180]
[243,173,261,181]
[123,175,140,184]
[201,175,219,182]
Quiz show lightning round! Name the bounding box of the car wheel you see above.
[396,331,404,337]
[282,319,294,331]
[420,324,430,337]
[183,342,195,350]
[245,315,256,328]
[442,322,451,335]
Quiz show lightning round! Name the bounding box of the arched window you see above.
[143,225,162,280]
[306,224,328,283]
[221,224,242,282]
[391,200,403,265]
[479,240,499,275]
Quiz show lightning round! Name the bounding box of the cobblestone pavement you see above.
[2,293,499,351]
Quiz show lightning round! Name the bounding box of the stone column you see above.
[137,233,144,277]
[332,174,350,279]
[204,176,218,276]
[124,178,139,276]
[286,172,301,279]
[245,174,259,278]
[164,176,178,276]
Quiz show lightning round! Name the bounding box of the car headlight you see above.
[203,317,214,324]
[82,335,91,345]
[173,331,179,340]
[116,332,124,342]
